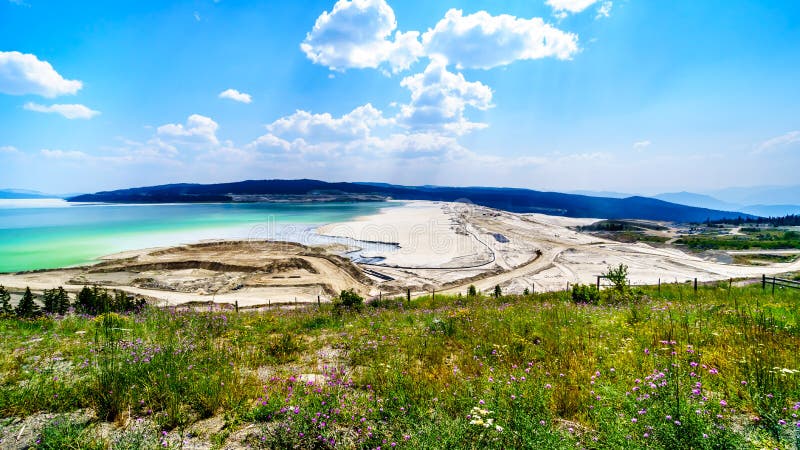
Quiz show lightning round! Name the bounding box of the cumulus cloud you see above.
[0,51,82,97]
[755,131,800,154]
[632,140,652,150]
[397,58,493,134]
[422,9,579,69]
[300,0,423,73]
[0,145,20,155]
[24,102,100,119]
[267,103,391,141]
[157,114,220,148]
[218,88,252,103]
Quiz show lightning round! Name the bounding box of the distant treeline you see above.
[0,284,145,318]
[705,214,800,227]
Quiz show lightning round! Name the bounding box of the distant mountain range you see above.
[67,179,756,222]
[0,189,55,199]
[0,189,83,200]
[653,191,800,217]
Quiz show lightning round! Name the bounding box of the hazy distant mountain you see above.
[68,179,756,222]
[740,204,800,217]
[709,185,800,206]
[653,192,740,211]
[0,189,54,199]
[567,190,634,199]
[653,190,800,218]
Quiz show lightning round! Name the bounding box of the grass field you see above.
[1,281,800,449]
[678,229,800,251]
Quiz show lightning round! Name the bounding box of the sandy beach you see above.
[1,200,799,306]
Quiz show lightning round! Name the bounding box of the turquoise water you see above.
[0,200,396,273]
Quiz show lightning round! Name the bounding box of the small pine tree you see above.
[55,287,70,315]
[493,285,502,298]
[467,285,477,297]
[523,287,530,296]
[76,286,96,314]
[0,285,12,315]
[42,288,57,314]
[15,287,40,318]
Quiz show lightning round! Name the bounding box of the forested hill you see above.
[67,179,756,222]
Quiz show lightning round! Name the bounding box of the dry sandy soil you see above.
[2,200,799,306]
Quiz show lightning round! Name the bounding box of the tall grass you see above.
[1,283,799,448]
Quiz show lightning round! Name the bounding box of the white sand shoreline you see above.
[1,200,799,305]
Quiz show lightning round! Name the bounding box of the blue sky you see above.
[1,0,799,194]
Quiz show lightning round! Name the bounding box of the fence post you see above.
[566,282,570,292]
[772,277,776,295]
[235,300,239,313]
[762,274,766,291]
[317,295,320,307]
[658,278,661,294]
[694,278,698,293]
[407,288,410,304]
[596,276,601,291]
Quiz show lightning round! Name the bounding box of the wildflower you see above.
[495,425,503,432]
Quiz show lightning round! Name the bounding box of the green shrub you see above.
[571,284,600,304]
[334,289,363,310]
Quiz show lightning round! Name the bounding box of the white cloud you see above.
[40,149,90,160]
[596,1,613,19]
[0,145,20,155]
[421,9,579,69]
[632,140,652,150]
[755,131,800,153]
[267,103,391,141]
[0,51,82,97]
[547,0,599,14]
[157,114,220,148]
[218,88,252,103]
[24,102,100,119]
[300,0,423,73]
[397,58,493,135]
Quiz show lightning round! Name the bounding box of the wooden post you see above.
[317,295,320,307]
[729,278,733,290]
[772,277,776,295]
[235,300,239,313]
[432,289,435,302]
[596,276,601,291]
[379,291,382,301]
[694,278,698,293]
[658,278,661,294]
[566,282,570,292]
[407,288,410,304]
[532,283,535,294]
[762,274,766,291]
[268,299,270,309]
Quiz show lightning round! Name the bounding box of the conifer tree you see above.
[56,287,70,315]
[0,285,12,315]
[15,287,40,318]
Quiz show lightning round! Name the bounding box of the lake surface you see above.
[0,199,398,273]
